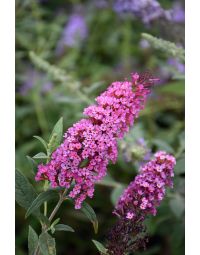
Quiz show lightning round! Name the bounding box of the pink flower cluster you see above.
[35,72,157,209]
[114,151,176,219]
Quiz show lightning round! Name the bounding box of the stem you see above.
[44,201,47,216]
[48,189,68,222]
[43,180,49,216]
[34,244,40,255]
[34,189,68,255]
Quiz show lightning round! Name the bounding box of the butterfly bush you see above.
[35,72,157,209]
[120,137,152,164]
[113,0,166,24]
[114,0,185,25]
[56,13,88,54]
[165,2,185,23]
[167,58,185,74]
[19,69,53,96]
[107,151,176,255]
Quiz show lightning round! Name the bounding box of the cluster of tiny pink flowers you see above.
[114,151,176,219]
[35,72,157,209]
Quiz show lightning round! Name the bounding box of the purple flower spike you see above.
[168,58,185,74]
[56,13,88,54]
[35,72,158,209]
[113,0,166,24]
[165,3,185,23]
[107,151,176,255]
[115,151,176,218]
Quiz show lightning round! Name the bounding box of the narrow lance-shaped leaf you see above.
[48,117,63,154]
[28,226,38,255]
[54,224,75,233]
[15,169,38,210]
[26,156,38,175]
[50,218,60,234]
[33,152,49,159]
[92,240,108,255]
[39,232,56,255]
[80,202,98,234]
[26,190,59,218]
[39,214,51,228]
[50,218,60,229]
[33,135,48,151]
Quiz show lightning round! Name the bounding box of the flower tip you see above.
[131,72,140,82]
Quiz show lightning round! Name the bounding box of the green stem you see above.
[43,180,49,216]
[44,201,47,216]
[34,244,40,255]
[34,189,68,255]
[49,189,68,222]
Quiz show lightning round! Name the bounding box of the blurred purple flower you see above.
[113,0,165,24]
[137,138,152,161]
[42,81,53,93]
[120,136,152,164]
[94,0,108,9]
[171,4,185,23]
[165,3,185,23]
[19,69,53,96]
[56,13,88,54]
[168,58,185,74]
[139,39,150,49]
[19,69,37,96]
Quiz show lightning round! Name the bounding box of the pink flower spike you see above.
[114,151,176,218]
[35,72,158,209]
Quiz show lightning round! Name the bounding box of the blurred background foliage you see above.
[16,0,185,254]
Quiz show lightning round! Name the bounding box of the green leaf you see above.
[39,214,51,228]
[169,194,185,218]
[15,169,38,210]
[110,185,125,205]
[33,136,48,151]
[26,190,59,218]
[50,218,60,234]
[54,224,75,232]
[39,232,56,255]
[33,152,49,159]
[92,240,108,255]
[51,218,60,228]
[80,202,98,234]
[28,226,38,255]
[26,156,38,175]
[48,117,63,154]
[174,158,185,174]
